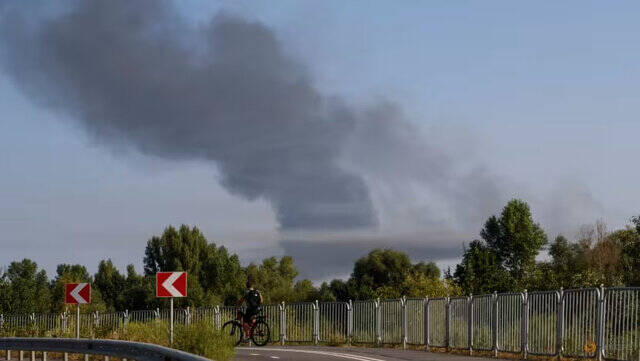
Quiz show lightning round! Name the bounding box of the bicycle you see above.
[222,309,270,346]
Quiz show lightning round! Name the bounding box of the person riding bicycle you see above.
[236,281,263,325]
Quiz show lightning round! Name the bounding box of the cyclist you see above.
[236,281,263,325]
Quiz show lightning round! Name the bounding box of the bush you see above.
[174,320,235,361]
[120,320,235,361]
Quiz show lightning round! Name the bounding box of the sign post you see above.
[156,272,187,345]
[65,283,91,338]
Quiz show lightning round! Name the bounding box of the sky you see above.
[1,0,639,282]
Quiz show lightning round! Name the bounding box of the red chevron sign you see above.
[156,272,187,298]
[65,283,91,304]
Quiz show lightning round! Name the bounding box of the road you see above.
[235,346,494,361]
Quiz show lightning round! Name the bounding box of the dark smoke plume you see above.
[0,0,376,230]
[0,0,517,238]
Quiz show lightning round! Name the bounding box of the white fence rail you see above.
[1,287,638,361]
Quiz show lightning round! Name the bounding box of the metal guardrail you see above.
[0,286,639,361]
[0,338,210,361]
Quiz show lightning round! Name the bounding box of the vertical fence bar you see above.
[402,297,407,349]
[522,290,528,360]
[347,300,353,345]
[446,296,451,350]
[375,298,381,346]
[493,291,498,357]
[313,300,319,345]
[597,285,604,361]
[468,294,473,355]
[280,301,286,346]
[424,298,430,352]
[557,288,564,359]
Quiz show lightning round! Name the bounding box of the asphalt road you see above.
[235,346,495,361]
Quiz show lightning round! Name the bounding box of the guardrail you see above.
[0,338,210,361]
[0,286,638,361]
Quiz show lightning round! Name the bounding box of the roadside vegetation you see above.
[0,199,638,317]
[0,320,235,361]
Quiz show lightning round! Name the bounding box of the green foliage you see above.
[5,259,51,314]
[454,199,547,294]
[632,215,640,234]
[453,240,513,294]
[3,210,640,315]
[94,259,126,311]
[246,256,301,303]
[352,249,412,295]
[481,199,547,279]
[120,320,235,361]
[50,263,106,313]
[143,225,245,307]
[174,320,235,361]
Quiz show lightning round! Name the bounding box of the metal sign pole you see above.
[76,306,80,339]
[170,298,174,346]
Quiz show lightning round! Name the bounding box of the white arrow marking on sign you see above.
[70,283,88,303]
[162,272,183,297]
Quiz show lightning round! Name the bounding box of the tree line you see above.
[1,199,639,314]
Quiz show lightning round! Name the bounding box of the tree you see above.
[315,282,337,302]
[0,270,10,313]
[144,225,208,276]
[610,227,640,286]
[412,262,440,279]
[200,244,245,305]
[246,256,299,303]
[5,259,51,314]
[453,240,512,294]
[121,265,156,310]
[51,263,106,313]
[143,225,245,307]
[631,215,640,234]
[292,279,317,302]
[94,259,126,311]
[480,199,547,280]
[351,249,412,296]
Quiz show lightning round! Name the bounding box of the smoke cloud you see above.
[0,0,377,230]
[0,0,510,237]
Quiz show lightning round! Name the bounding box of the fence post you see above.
[557,288,564,360]
[313,300,319,345]
[155,308,160,321]
[214,306,221,330]
[94,311,99,329]
[446,296,451,350]
[62,311,69,361]
[522,290,528,360]
[185,307,191,327]
[493,291,498,357]
[375,298,381,346]
[123,310,128,331]
[279,301,286,346]
[424,297,430,352]
[468,294,473,355]
[401,296,407,349]
[347,300,353,345]
[596,285,605,361]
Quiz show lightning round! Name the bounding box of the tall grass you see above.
[0,320,235,361]
[120,320,235,361]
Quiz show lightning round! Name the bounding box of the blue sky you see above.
[1,1,639,280]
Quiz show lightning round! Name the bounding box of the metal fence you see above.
[1,286,639,361]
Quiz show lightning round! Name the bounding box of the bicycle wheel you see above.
[250,320,270,346]
[222,320,243,346]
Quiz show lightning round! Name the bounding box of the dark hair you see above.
[246,280,253,289]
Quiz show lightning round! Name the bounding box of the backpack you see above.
[245,289,261,308]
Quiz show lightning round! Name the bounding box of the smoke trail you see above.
[0,0,376,230]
